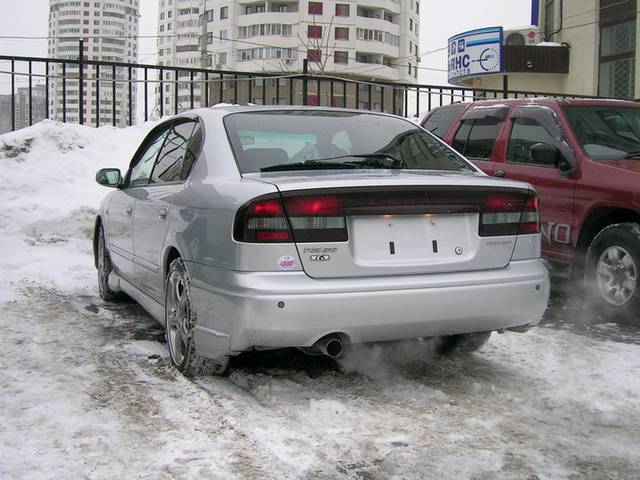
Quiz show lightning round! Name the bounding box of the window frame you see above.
[124,116,204,188]
[506,116,560,168]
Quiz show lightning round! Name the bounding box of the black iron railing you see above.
[0,52,601,134]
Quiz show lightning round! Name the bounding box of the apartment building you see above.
[0,85,48,134]
[157,0,421,112]
[48,0,140,126]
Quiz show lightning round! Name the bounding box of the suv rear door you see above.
[449,106,509,176]
[421,103,467,139]
[494,105,578,262]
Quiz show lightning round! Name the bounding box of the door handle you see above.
[494,169,506,178]
[158,208,168,221]
[125,205,133,217]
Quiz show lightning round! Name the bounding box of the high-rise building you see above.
[48,0,140,126]
[156,0,420,112]
[0,85,48,134]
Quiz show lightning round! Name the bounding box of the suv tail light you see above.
[234,193,347,243]
[479,192,539,236]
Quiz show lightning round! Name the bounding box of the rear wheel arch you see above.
[163,246,182,282]
[575,207,640,267]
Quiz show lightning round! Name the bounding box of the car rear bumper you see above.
[187,259,549,357]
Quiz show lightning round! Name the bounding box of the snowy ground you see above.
[1,122,640,479]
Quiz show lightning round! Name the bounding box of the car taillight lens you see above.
[479,192,539,236]
[234,193,347,243]
[283,194,347,242]
[235,195,293,242]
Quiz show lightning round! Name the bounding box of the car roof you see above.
[184,104,409,124]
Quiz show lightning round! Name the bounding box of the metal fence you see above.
[0,50,601,134]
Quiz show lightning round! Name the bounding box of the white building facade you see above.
[157,0,420,112]
[48,0,140,126]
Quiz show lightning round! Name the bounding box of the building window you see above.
[415,1,419,13]
[307,49,321,62]
[278,5,288,12]
[598,0,637,99]
[220,6,228,19]
[335,3,349,16]
[334,51,348,64]
[335,27,349,40]
[205,9,213,21]
[409,18,413,32]
[308,25,322,38]
[308,2,322,15]
[599,20,636,98]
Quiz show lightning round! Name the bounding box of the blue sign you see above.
[448,26,504,83]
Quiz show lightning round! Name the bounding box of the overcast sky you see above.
[0,0,532,90]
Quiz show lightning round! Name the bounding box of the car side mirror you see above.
[96,168,123,188]
[530,143,562,168]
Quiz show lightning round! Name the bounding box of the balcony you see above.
[503,45,570,74]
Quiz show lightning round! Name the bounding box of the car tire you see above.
[585,223,640,313]
[438,331,491,355]
[96,224,121,301]
[164,257,229,377]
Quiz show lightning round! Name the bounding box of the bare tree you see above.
[297,14,338,73]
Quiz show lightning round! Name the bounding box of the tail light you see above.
[235,188,540,243]
[479,192,539,237]
[234,195,292,242]
[234,193,347,243]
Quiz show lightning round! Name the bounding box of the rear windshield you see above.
[563,105,640,159]
[421,104,466,138]
[224,110,475,174]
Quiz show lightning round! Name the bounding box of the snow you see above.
[0,120,156,302]
[1,121,640,478]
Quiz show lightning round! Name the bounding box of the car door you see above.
[107,188,137,282]
[132,118,203,301]
[450,106,508,176]
[114,124,172,285]
[494,106,578,262]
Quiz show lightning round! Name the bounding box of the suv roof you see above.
[434,97,640,110]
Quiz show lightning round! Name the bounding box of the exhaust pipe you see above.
[312,335,344,358]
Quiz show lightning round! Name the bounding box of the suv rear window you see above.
[421,104,466,138]
[452,117,501,159]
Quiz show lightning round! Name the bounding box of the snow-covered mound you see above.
[0,120,156,301]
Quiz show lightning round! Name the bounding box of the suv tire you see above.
[585,223,640,312]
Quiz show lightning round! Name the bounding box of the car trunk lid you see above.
[242,171,537,278]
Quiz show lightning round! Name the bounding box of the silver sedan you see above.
[94,106,549,375]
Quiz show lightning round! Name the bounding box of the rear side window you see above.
[452,118,501,159]
[508,118,559,165]
[151,120,203,183]
[421,104,466,138]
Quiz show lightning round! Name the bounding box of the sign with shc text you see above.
[448,27,504,83]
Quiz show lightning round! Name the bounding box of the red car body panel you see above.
[425,98,640,266]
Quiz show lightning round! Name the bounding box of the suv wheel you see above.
[585,223,640,310]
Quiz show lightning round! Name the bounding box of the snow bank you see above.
[0,120,156,301]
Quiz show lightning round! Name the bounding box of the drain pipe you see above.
[547,0,564,41]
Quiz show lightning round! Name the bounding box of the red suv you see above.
[422,98,640,312]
